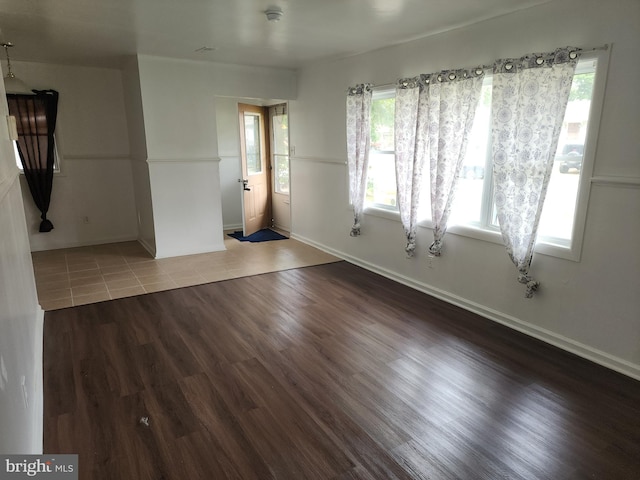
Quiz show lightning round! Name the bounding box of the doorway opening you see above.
[238,102,290,236]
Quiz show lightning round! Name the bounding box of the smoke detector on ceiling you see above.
[265,6,284,22]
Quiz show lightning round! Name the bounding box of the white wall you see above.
[216,97,244,231]
[122,56,156,255]
[13,61,138,251]
[0,67,44,453]
[136,55,296,257]
[290,0,640,378]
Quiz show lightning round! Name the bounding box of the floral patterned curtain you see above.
[427,69,485,256]
[394,70,483,257]
[492,47,579,297]
[346,83,372,236]
[394,76,428,256]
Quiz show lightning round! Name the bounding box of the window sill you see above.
[363,205,400,222]
[17,169,64,177]
[363,206,579,262]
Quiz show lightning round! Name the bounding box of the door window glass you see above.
[270,105,290,194]
[244,113,262,175]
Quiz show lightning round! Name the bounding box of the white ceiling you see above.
[0,0,553,70]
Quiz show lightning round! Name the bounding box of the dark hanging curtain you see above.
[7,90,59,232]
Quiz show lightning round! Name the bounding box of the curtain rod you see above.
[369,44,609,89]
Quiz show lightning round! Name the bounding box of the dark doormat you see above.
[227,228,288,242]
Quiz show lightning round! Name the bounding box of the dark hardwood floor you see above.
[44,261,640,479]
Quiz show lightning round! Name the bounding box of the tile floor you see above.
[32,233,341,311]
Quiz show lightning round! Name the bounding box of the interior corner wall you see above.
[13,61,139,252]
[0,66,44,454]
[289,0,640,379]
[135,55,296,257]
[122,56,156,256]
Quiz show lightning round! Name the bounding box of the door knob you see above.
[239,178,251,191]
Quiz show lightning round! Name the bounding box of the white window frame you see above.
[365,88,398,212]
[14,136,62,174]
[363,48,609,261]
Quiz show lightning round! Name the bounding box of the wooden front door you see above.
[238,103,270,236]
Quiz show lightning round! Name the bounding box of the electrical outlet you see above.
[427,255,435,269]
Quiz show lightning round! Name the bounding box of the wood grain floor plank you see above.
[263,345,418,480]
[97,322,145,397]
[180,372,274,480]
[231,357,355,478]
[43,261,640,479]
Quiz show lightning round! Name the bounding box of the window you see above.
[14,139,61,173]
[269,104,290,195]
[366,89,397,209]
[244,113,263,175]
[365,51,606,259]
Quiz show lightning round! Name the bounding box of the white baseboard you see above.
[291,233,640,382]
[223,223,243,232]
[153,243,227,259]
[30,235,139,252]
[138,237,157,258]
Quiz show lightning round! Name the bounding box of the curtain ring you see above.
[536,56,544,65]
[505,63,513,71]
[448,72,456,80]
[569,50,578,59]
[475,68,483,76]
[437,74,443,82]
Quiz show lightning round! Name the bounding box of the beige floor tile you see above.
[156,257,193,272]
[137,273,173,285]
[33,264,68,275]
[39,288,72,302]
[36,272,70,285]
[129,263,165,276]
[116,242,147,252]
[171,275,206,287]
[143,281,177,293]
[37,280,71,293]
[72,284,109,297]
[198,269,233,283]
[125,256,155,265]
[103,271,137,283]
[66,255,98,266]
[32,237,341,309]
[73,292,111,306]
[109,286,146,299]
[32,249,64,260]
[106,278,142,290]
[67,261,99,273]
[99,264,133,275]
[68,268,102,280]
[92,244,123,254]
[40,298,74,311]
[169,269,203,280]
[70,275,104,288]
[31,255,67,269]
[95,257,128,267]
